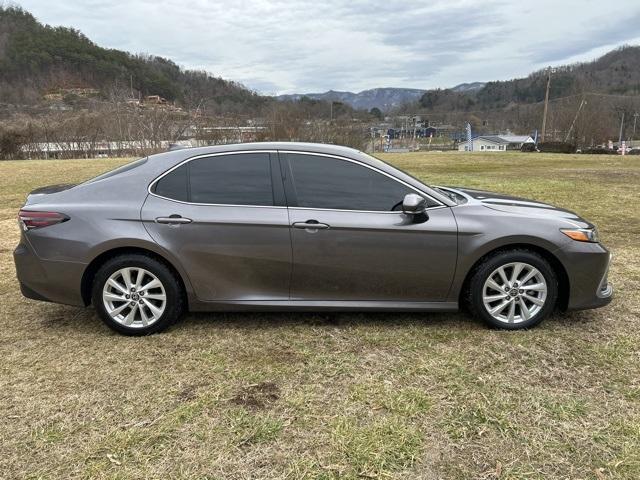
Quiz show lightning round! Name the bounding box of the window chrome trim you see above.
[148,148,445,211]
[288,205,448,214]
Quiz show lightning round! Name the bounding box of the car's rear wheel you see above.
[469,250,558,329]
[91,254,184,335]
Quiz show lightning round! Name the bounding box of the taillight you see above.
[18,210,69,231]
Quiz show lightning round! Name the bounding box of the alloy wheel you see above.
[482,262,548,324]
[102,267,167,328]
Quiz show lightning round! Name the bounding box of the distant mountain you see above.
[276,88,427,111]
[276,84,486,111]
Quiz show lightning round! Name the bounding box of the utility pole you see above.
[618,111,625,145]
[412,116,417,149]
[540,68,552,143]
[633,112,638,140]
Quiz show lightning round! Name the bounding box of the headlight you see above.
[560,227,599,243]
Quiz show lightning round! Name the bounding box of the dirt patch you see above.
[231,382,280,410]
[177,383,207,402]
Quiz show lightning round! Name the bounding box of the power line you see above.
[564,96,587,143]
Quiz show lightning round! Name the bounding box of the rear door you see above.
[282,152,457,302]
[141,151,292,302]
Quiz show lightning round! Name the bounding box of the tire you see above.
[468,250,558,330]
[91,254,185,335]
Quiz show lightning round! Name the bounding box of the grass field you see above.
[1,152,639,479]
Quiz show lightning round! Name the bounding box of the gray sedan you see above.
[14,143,612,335]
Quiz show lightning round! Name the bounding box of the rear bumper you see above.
[13,241,86,307]
[19,281,52,302]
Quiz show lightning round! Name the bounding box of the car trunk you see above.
[24,184,77,206]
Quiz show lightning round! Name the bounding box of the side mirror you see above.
[402,193,427,215]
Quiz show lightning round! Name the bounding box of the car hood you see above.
[440,186,592,228]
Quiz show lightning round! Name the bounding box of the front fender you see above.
[447,205,572,302]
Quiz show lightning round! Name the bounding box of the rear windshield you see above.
[82,157,148,184]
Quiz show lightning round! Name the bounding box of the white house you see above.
[458,135,535,152]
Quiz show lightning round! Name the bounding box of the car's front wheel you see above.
[469,250,558,329]
[91,254,184,335]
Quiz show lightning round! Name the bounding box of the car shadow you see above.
[38,304,473,335]
[182,309,472,331]
[36,303,600,335]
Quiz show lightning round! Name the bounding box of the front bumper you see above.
[558,241,613,311]
[589,253,613,307]
[14,240,86,307]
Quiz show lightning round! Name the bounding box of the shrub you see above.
[581,147,618,155]
[0,128,26,159]
[537,142,576,154]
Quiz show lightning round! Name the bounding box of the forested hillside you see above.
[416,46,640,112]
[0,6,265,112]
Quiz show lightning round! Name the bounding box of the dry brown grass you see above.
[0,153,639,479]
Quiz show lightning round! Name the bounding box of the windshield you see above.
[433,186,467,204]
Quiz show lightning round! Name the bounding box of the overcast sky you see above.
[15,0,640,95]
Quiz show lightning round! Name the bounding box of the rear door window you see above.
[153,153,274,206]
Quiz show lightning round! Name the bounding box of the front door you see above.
[142,151,291,302]
[282,152,457,302]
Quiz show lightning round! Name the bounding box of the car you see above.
[14,142,613,335]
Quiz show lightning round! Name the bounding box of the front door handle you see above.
[292,220,330,231]
[155,215,192,225]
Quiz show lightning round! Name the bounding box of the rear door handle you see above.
[292,220,330,231]
[155,215,192,225]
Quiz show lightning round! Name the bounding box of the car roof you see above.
[156,141,364,159]
[144,142,384,176]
